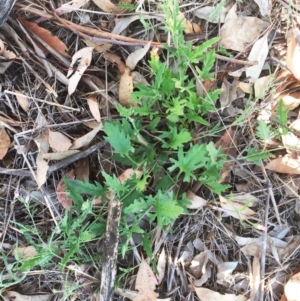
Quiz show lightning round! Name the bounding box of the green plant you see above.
[3,0,230,282]
[97,0,230,252]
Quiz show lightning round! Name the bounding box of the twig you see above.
[17,3,258,67]
[259,182,270,301]
[0,141,108,177]
[99,192,122,301]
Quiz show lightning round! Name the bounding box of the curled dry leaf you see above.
[68,47,93,96]
[265,156,300,174]
[254,0,272,16]
[0,126,11,160]
[49,130,72,152]
[87,95,101,122]
[119,68,135,108]
[17,16,69,58]
[70,122,103,150]
[14,90,29,112]
[186,190,207,209]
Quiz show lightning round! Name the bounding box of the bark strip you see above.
[99,193,122,301]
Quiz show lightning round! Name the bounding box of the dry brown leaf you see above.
[49,130,72,152]
[178,12,202,34]
[194,287,246,301]
[43,150,79,161]
[254,74,274,99]
[112,15,164,35]
[219,195,256,220]
[56,170,75,210]
[87,95,101,122]
[216,262,238,286]
[68,47,93,95]
[75,157,90,181]
[286,27,300,80]
[70,122,102,150]
[14,90,30,112]
[238,81,253,94]
[126,42,151,70]
[219,79,239,110]
[133,261,158,301]
[118,169,142,184]
[0,39,5,55]
[92,0,122,13]
[13,245,38,259]
[276,91,300,111]
[215,128,237,182]
[254,0,272,16]
[84,38,112,53]
[285,272,300,301]
[56,0,90,15]
[265,156,300,174]
[3,291,52,301]
[119,68,135,107]
[104,52,126,74]
[220,4,269,52]
[193,5,229,23]
[35,137,50,188]
[246,33,269,82]
[186,190,207,209]
[17,16,69,58]
[190,251,209,280]
[0,126,11,160]
[156,248,166,285]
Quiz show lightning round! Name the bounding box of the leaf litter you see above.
[1,0,300,301]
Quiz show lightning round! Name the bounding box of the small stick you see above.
[99,192,122,301]
[0,141,108,177]
[16,3,258,67]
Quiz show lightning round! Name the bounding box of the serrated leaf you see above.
[104,122,134,156]
[275,99,289,135]
[246,147,270,165]
[256,120,270,142]
[123,199,148,215]
[64,178,105,198]
[149,191,183,228]
[168,144,208,182]
[160,127,192,149]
